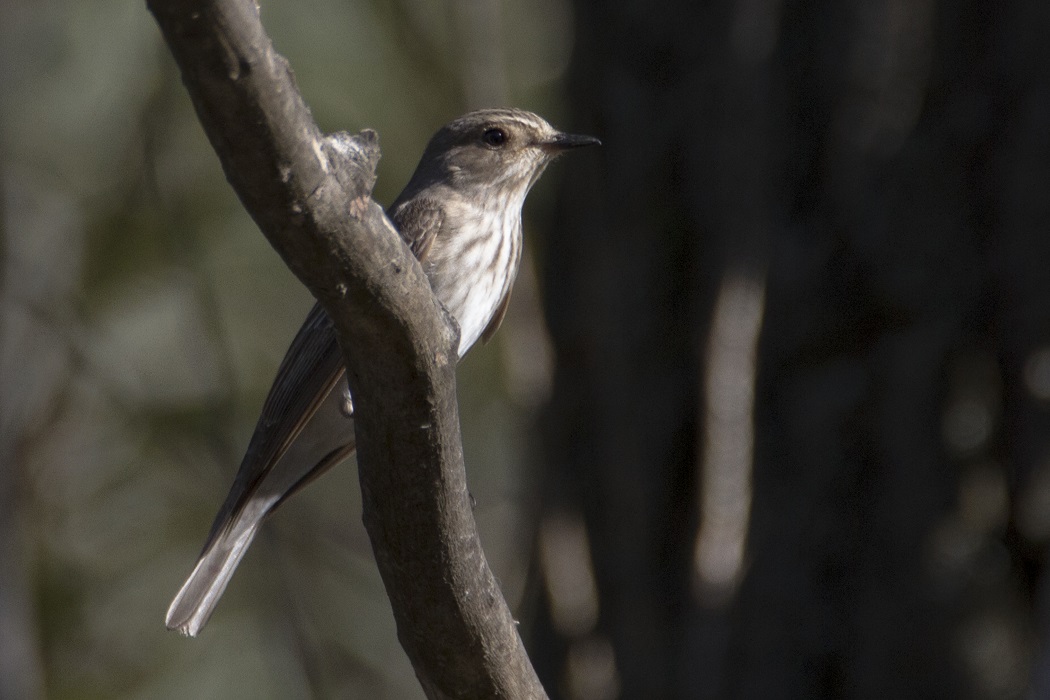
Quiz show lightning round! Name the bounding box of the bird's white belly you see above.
[427,207,522,357]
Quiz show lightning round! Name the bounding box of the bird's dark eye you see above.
[482,128,507,148]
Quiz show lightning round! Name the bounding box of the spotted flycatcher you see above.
[166,109,599,636]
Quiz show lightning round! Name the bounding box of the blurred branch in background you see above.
[537,509,619,700]
[452,0,509,108]
[692,269,765,608]
[0,173,46,700]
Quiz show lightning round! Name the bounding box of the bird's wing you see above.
[199,198,447,554]
[480,289,512,343]
[172,203,454,633]
[390,196,445,259]
[200,301,346,551]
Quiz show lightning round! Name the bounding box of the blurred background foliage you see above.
[1,0,571,697]
[4,0,1050,699]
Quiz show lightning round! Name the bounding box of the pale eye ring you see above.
[482,128,507,148]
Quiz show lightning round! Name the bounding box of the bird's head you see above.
[412,109,600,196]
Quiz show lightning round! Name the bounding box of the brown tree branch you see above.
[146,1,546,696]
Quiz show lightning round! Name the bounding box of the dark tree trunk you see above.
[532,0,1050,698]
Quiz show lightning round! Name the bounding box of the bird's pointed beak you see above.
[540,132,602,151]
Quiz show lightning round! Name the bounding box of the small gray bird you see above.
[166,109,599,636]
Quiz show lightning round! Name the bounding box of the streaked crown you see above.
[408,109,600,194]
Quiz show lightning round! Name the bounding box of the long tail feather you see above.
[165,500,272,637]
